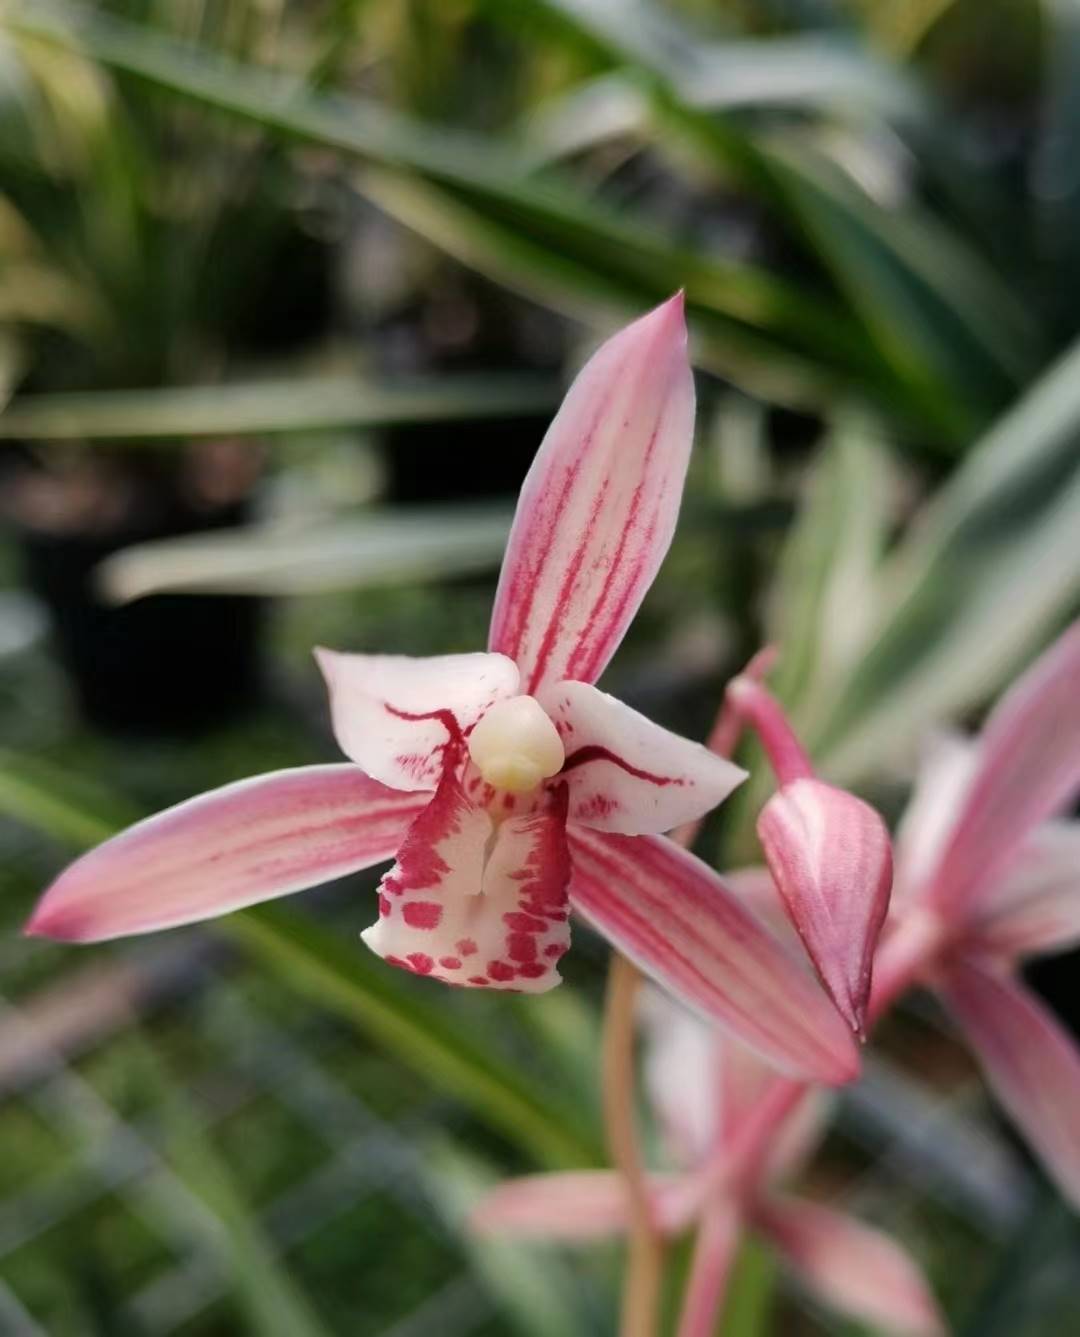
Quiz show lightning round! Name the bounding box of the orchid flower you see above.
[26,296,858,1084]
[472,986,944,1337]
[883,618,1080,1205]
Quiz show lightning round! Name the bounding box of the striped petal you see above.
[970,821,1080,959]
[470,1171,698,1242]
[927,619,1080,920]
[567,829,860,1085]
[365,774,571,992]
[756,1197,944,1337]
[539,680,746,835]
[26,766,425,942]
[489,294,695,694]
[675,1201,742,1337]
[757,778,893,1036]
[940,956,1080,1209]
[315,648,520,791]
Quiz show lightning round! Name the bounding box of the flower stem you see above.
[602,951,663,1337]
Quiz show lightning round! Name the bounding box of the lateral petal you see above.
[940,955,1080,1209]
[969,821,1080,960]
[489,294,695,693]
[365,776,571,992]
[470,1171,697,1242]
[756,1197,945,1337]
[26,766,425,942]
[757,778,893,1036]
[315,648,520,791]
[539,680,745,835]
[567,829,860,1085]
[927,619,1080,920]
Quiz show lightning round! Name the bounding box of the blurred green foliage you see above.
[3,0,1080,1334]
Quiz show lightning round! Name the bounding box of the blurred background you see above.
[2,0,1080,1333]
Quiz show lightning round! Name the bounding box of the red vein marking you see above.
[565,388,672,684]
[561,745,683,787]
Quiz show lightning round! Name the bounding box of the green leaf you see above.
[1,750,603,1170]
[766,411,895,722]
[1,0,894,408]
[96,505,513,602]
[0,374,559,440]
[812,333,1080,782]
[503,0,1036,439]
[134,1042,334,1337]
[524,36,921,164]
[0,745,138,846]
[219,906,601,1169]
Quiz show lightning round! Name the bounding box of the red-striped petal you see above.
[539,679,745,835]
[365,775,571,992]
[26,766,425,942]
[757,778,893,1036]
[315,648,520,791]
[927,619,1080,920]
[756,1197,945,1337]
[567,829,860,1085]
[939,955,1080,1209]
[489,294,695,694]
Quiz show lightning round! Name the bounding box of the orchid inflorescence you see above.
[25,295,1080,1336]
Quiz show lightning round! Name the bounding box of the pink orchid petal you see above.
[640,990,722,1168]
[489,294,695,694]
[724,866,805,957]
[315,648,520,791]
[26,766,425,943]
[567,829,860,1085]
[939,955,1080,1209]
[928,619,1080,920]
[755,1197,945,1337]
[470,1171,697,1242]
[537,680,745,835]
[763,1089,831,1187]
[675,1201,742,1337]
[757,778,893,1035]
[365,775,571,992]
[970,821,1080,959]
[893,730,978,904]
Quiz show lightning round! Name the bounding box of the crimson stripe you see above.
[563,388,671,684]
[569,833,849,1074]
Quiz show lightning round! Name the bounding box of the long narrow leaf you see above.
[97,506,512,601]
[503,0,1035,437]
[0,375,558,440]
[136,1043,333,1337]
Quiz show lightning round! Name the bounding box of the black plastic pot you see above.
[8,446,264,737]
[365,270,565,503]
